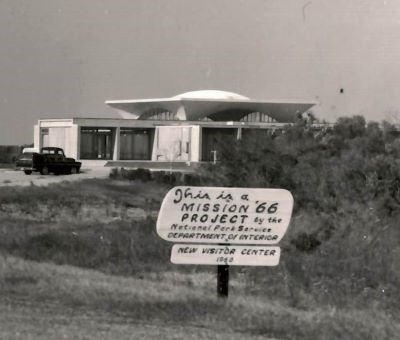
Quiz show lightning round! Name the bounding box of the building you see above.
[33,90,315,169]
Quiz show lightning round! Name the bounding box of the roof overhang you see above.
[105,98,315,123]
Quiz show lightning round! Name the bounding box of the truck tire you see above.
[70,166,79,174]
[40,166,49,175]
[24,170,32,175]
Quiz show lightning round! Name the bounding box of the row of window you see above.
[80,128,154,160]
[41,127,279,161]
[140,110,277,122]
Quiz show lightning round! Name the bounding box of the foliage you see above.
[198,116,400,309]
[109,167,202,186]
[109,167,152,181]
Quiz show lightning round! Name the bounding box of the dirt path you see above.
[0,167,110,187]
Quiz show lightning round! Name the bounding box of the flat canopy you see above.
[105,91,315,123]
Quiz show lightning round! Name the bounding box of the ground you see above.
[0,166,109,187]
[0,166,399,339]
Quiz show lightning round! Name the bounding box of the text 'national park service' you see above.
[156,186,294,245]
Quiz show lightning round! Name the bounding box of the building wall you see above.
[34,120,78,158]
[152,126,192,162]
[33,125,40,150]
[40,126,79,158]
[70,125,79,159]
[34,118,294,166]
[46,127,70,155]
[190,126,201,162]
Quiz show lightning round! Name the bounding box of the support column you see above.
[113,127,120,161]
[70,124,80,159]
[237,127,242,140]
[176,104,186,120]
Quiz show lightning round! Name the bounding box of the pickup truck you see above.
[15,147,82,175]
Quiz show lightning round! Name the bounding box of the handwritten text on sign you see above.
[156,186,294,244]
[171,244,281,266]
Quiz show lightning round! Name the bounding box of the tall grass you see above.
[0,179,171,275]
[0,177,399,313]
[1,255,399,339]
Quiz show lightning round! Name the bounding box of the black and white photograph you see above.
[0,1,399,339]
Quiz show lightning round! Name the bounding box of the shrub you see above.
[196,116,400,309]
[109,167,152,182]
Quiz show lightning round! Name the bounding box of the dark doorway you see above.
[201,128,236,161]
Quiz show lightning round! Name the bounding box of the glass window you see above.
[120,128,154,160]
[80,127,114,159]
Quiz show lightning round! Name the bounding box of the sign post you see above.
[217,265,229,298]
[156,186,294,298]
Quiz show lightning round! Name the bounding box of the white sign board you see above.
[157,186,293,245]
[171,244,281,266]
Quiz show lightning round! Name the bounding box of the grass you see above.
[0,179,171,275]
[0,178,399,338]
[0,254,399,339]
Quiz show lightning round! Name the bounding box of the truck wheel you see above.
[70,166,78,174]
[24,170,32,175]
[40,166,49,175]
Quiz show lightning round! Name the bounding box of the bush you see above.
[109,168,152,182]
[197,116,400,309]
[152,171,177,185]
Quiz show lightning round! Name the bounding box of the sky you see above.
[1,0,400,144]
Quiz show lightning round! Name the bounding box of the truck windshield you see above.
[42,149,63,155]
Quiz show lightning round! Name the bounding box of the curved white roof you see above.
[105,90,316,122]
[172,90,249,101]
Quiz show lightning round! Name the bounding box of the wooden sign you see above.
[156,186,293,245]
[171,244,281,266]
